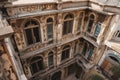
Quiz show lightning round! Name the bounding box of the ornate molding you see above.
[7,4,57,16]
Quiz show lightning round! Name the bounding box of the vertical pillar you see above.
[57,13,63,42]
[73,12,79,34]
[56,46,61,66]
[61,68,65,80]
[5,38,27,80]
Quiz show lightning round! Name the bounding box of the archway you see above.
[51,71,62,80]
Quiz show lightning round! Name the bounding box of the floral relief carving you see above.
[7,4,57,16]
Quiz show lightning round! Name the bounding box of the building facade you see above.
[0,0,120,80]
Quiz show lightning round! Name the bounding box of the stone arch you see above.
[107,53,120,63]
[63,12,75,19]
[86,12,97,33]
[21,18,41,46]
[99,50,120,79]
[45,16,54,23]
[51,71,62,80]
[21,18,41,28]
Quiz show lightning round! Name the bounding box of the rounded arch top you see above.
[47,17,53,23]
[63,45,71,50]
[105,50,120,63]
[64,13,74,19]
[88,12,97,20]
[21,18,40,28]
[108,53,120,63]
[30,56,43,62]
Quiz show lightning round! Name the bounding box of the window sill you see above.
[21,42,42,52]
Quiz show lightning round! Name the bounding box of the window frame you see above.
[30,56,43,75]
[61,45,70,61]
[46,18,54,40]
[48,52,54,67]
[63,14,74,35]
[24,19,41,45]
[87,14,95,33]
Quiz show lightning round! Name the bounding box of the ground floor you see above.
[30,62,85,80]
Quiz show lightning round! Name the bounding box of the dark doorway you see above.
[51,71,62,80]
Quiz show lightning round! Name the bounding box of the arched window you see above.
[48,52,54,67]
[30,56,43,75]
[63,14,74,35]
[61,45,70,61]
[24,19,41,45]
[109,56,119,63]
[94,22,101,37]
[47,18,53,39]
[87,14,95,33]
[51,71,62,80]
[77,12,84,31]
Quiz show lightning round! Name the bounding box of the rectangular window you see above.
[25,29,33,45]
[33,27,40,42]
[63,21,67,35]
[49,55,53,66]
[31,63,38,74]
[87,20,94,32]
[47,24,53,39]
[94,22,101,37]
[87,49,93,60]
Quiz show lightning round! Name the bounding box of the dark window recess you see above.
[87,15,94,33]
[47,18,53,39]
[25,29,33,45]
[24,19,41,45]
[51,71,61,80]
[63,14,73,35]
[33,27,40,42]
[11,35,19,52]
[61,45,70,61]
[48,52,54,66]
[30,56,43,75]
[82,43,87,56]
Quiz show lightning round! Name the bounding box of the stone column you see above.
[70,43,74,58]
[5,38,27,80]
[56,46,62,66]
[61,68,65,80]
[57,13,63,42]
[44,53,48,69]
[73,12,79,34]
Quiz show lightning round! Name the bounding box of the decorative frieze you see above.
[7,4,57,16]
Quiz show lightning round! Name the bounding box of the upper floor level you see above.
[8,9,113,56]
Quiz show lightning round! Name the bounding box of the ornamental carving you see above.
[7,4,57,16]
